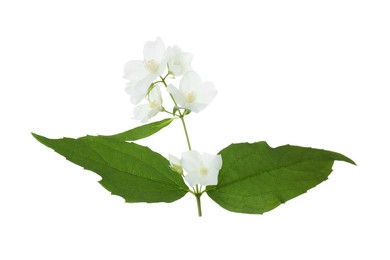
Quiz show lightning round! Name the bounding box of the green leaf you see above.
[102,118,174,142]
[207,142,355,214]
[32,133,188,203]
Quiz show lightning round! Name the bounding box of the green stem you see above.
[195,194,202,217]
[162,107,175,116]
[160,76,180,109]
[180,116,192,151]
[160,74,200,216]
[160,75,192,151]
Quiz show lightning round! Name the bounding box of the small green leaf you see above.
[32,133,188,203]
[102,118,174,142]
[183,109,191,116]
[207,142,355,214]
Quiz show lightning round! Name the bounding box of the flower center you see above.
[186,91,196,103]
[199,167,208,176]
[149,100,160,109]
[145,59,159,74]
[173,58,181,66]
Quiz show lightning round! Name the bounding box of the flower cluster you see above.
[123,37,217,122]
[123,37,222,189]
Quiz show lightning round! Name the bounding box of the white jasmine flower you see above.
[169,154,183,175]
[124,37,168,104]
[181,150,222,187]
[167,71,217,113]
[125,74,155,105]
[167,45,193,76]
[133,85,163,123]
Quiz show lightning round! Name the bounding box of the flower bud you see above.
[169,154,183,175]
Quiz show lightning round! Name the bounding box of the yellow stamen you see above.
[199,167,208,176]
[145,59,158,73]
[186,91,195,103]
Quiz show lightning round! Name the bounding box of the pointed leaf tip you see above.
[31,132,48,144]
[102,118,175,141]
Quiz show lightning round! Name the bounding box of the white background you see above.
[1,0,389,259]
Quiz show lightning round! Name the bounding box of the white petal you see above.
[148,85,162,106]
[146,108,160,122]
[123,60,149,81]
[166,45,176,61]
[181,150,202,174]
[130,93,146,106]
[168,45,181,54]
[143,37,167,76]
[201,168,219,186]
[179,71,202,93]
[127,75,156,105]
[196,81,217,105]
[167,84,186,106]
[143,37,166,63]
[203,153,223,171]
[184,172,200,187]
[181,52,193,66]
[125,81,136,95]
[133,104,151,122]
[167,45,193,76]
[182,103,205,113]
[169,154,181,167]
[133,103,160,123]
[185,81,217,112]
